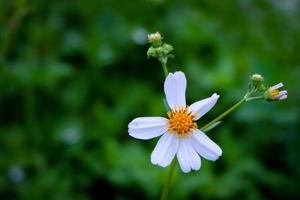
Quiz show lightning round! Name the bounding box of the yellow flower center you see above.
[167,107,197,137]
[270,89,280,98]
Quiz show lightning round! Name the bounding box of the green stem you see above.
[160,160,176,200]
[161,61,169,77]
[245,96,264,101]
[159,56,172,200]
[201,97,246,131]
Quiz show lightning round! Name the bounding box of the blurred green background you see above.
[0,0,299,199]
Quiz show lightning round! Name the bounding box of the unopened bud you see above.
[251,74,263,82]
[250,74,265,91]
[147,43,174,60]
[148,32,162,47]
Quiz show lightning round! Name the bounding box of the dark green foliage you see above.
[0,0,299,199]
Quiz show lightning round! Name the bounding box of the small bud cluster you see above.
[147,32,174,64]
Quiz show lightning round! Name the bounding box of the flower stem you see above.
[161,61,169,77]
[160,160,176,200]
[159,60,173,200]
[245,96,264,101]
[201,97,246,131]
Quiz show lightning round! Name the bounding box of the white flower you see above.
[265,82,288,101]
[128,71,222,173]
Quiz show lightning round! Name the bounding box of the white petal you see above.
[274,90,288,100]
[177,137,201,173]
[281,90,288,94]
[279,94,287,100]
[128,117,168,140]
[191,129,222,161]
[188,93,220,120]
[279,90,287,96]
[164,71,186,110]
[271,82,283,90]
[151,133,179,167]
[190,139,219,161]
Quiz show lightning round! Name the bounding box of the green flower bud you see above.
[251,74,264,82]
[147,43,174,61]
[250,74,265,91]
[161,43,173,55]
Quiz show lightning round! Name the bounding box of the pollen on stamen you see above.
[270,89,280,98]
[167,107,197,137]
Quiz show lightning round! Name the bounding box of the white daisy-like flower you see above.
[265,82,288,101]
[128,71,222,173]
